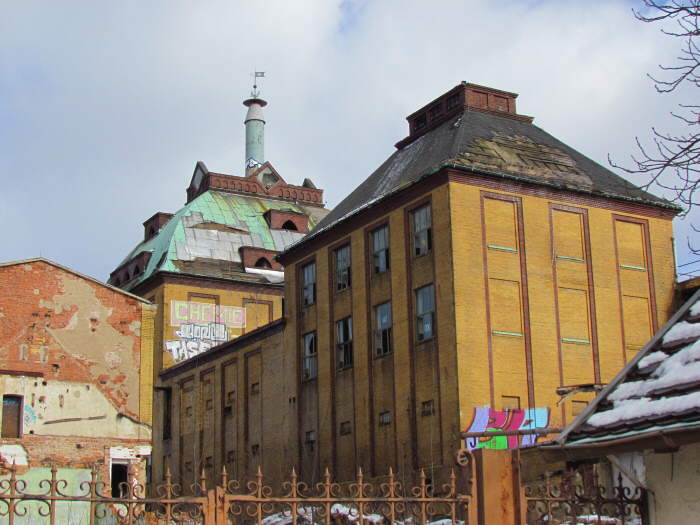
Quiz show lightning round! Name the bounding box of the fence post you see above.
[205,487,224,525]
[472,448,522,525]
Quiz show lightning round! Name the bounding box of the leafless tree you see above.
[610,1,700,219]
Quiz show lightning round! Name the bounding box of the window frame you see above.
[412,204,433,257]
[371,225,390,274]
[336,317,353,370]
[374,301,393,357]
[1,395,23,438]
[302,331,318,381]
[334,244,352,292]
[301,261,316,307]
[415,284,436,343]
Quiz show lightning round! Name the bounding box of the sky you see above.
[1,0,698,281]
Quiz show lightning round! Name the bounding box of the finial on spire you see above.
[251,70,265,98]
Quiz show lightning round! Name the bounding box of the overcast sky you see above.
[2,0,698,281]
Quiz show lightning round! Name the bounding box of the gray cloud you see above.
[1,0,696,280]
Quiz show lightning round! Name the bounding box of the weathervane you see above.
[251,70,265,98]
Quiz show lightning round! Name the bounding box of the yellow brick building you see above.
[154,82,679,490]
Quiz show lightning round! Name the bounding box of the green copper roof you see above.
[115,190,325,290]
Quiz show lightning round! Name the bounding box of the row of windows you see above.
[301,284,435,381]
[301,204,432,306]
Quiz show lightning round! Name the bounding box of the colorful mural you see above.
[165,300,246,362]
[464,406,550,451]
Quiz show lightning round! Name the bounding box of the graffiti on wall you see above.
[464,406,550,451]
[165,301,246,362]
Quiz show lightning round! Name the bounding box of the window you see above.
[111,461,129,498]
[379,411,392,426]
[416,284,435,342]
[428,104,443,121]
[335,245,351,291]
[301,262,316,306]
[251,444,260,456]
[1,395,22,438]
[412,204,432,256]
[305,430,316,452]
[282,220,298,231]
[372,226,390,274]
[162,388,172,440]
[413,114,427,131]
[254,257,272,269]
[336,317,353,370]
[374,302,393,356]
[446,92,460,110]
[250,382,260,395]
[339,421,352,436]
[421,400,435,416]
[302,332,317,380]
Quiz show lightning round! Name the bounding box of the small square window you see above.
[421,400,435,416]
[339,421,352,436]
[379,411,392,426]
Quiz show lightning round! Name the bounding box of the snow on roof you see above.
[555,288,700,446]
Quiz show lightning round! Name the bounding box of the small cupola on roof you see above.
[244,72,267,176]
[396,82,533,149]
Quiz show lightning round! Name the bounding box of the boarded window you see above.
[501,395,521,410]
[558,288,590,344]
[1,395,22,438]
[616,221,647,270]
[622,295,652,353]
[489,279,523,337]
[484,198,518,252]
[552,210,584,261]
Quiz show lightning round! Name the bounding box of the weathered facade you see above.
[152,82,680,492]
[0,259,155,507]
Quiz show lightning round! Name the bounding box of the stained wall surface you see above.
[0,259,154,490]
[645,442,700,524]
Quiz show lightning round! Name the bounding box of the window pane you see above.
[376,302,392,329]
[416,285,435,315]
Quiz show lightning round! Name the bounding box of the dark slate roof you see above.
[311,108,677,237]
[554,288,700,447]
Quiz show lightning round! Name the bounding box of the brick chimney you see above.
[396,82,533,149]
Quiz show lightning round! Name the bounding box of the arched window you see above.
[281,220,298,231]
[254,257,272,269]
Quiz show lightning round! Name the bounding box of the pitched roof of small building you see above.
[288,82,678,256]
[551,288,700,450]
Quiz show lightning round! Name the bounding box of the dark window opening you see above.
[336,317,353,370]
[421,400,435,416]
[339,421,352,436]
[428,104,443,121]
[254,257,272,269]
[281,220,298,231]
[1,395,22,438]
[446,93,460,110]
[413,114,427,131]
[305,430,317,452]
[162,388,172,440]
[111,462,129,498]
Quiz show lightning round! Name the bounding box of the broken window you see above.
[374,302,393,356]
[412,204,432,257]
[302,332,317,381]
[335,245,351,291]
[301,262,316,306]
[336,317,353,370]
[111,461,129,498]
